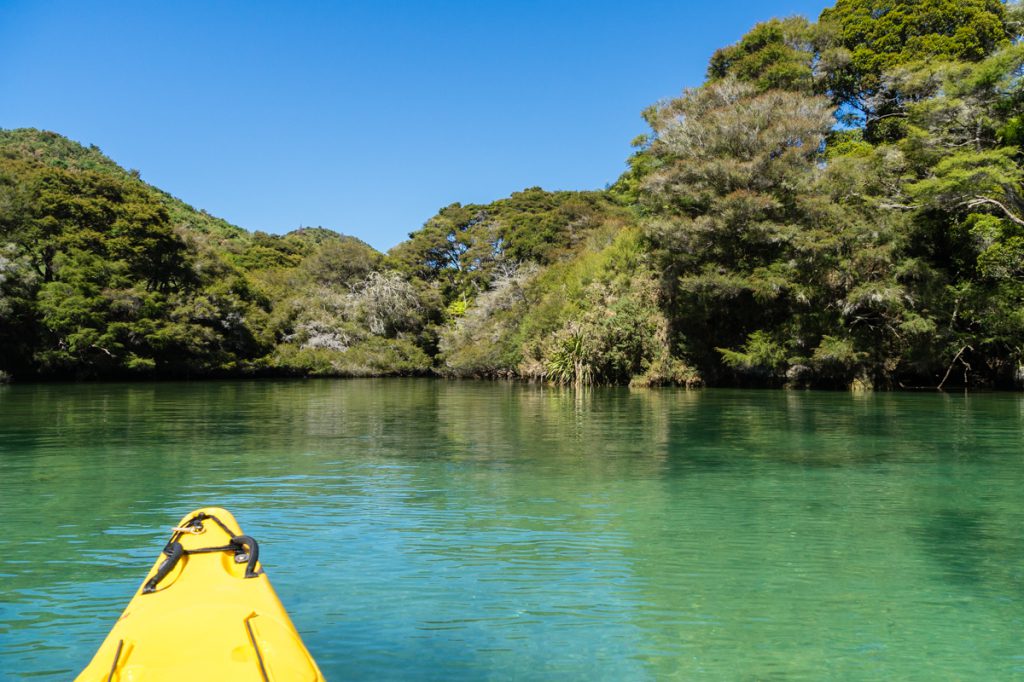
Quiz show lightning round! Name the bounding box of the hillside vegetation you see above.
[3,0,1024,389]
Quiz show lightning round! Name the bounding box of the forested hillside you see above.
[3,0,1024,389]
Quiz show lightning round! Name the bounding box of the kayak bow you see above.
[76,507,324,681]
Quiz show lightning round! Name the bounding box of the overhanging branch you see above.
[964,197,1024,227]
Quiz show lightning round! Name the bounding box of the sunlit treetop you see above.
[707,17,818,94]
[818,0,1012,109]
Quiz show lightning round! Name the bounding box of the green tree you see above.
[894,45,1024,385]
[389,189,624,306]
[642,77,927,387]
[642,79,834,378]
[818,0,1011,137]
[708,17,818,93]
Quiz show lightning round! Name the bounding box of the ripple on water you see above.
[1,382,1023,680]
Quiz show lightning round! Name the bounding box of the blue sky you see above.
[1,1,830,251]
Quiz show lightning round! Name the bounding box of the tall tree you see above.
[642,78,834,380]
[896,44,1024,385]
[642,77,927,386]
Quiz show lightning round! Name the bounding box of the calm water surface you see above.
[1,380,1023,680]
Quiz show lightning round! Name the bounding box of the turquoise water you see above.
[1,380,1023,680]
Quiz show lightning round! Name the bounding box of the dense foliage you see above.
[3,0,1024,389]
[0,130,424,379]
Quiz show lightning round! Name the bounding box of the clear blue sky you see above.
[1,0,831,251]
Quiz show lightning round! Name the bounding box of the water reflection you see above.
[1,382,1023,679]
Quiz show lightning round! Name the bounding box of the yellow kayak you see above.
[76,507,325,681]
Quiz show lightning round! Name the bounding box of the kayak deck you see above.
[76,507,324,681]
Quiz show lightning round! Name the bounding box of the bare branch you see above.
[937,345,972,391]
[964,197,1024,227]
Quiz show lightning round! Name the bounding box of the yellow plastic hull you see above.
[76,507,324,681]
